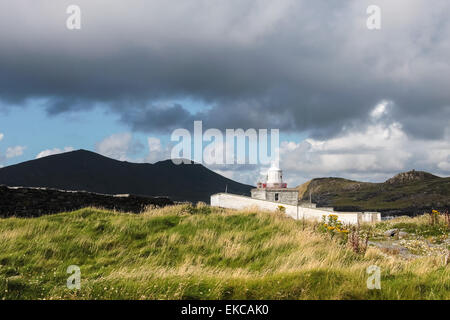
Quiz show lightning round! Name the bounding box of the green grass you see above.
[361,213,450,250]
[0,204,448,300]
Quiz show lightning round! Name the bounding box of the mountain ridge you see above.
[0,149,253,203]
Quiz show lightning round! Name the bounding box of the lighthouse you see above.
[253,165,298,205]
[256,164,287,189]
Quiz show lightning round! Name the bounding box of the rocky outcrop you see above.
[0,185,173,218]
[385,170,438,185]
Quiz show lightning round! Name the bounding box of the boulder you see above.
[384,229,399,237]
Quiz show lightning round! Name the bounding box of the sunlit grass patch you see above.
[0,205,448,300]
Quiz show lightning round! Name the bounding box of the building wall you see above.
[265,189,299,205]
[251,189,267,201]
[211,193,381,225]
[298,201,317,208]
[251,188,299,206]
[359,212,382,223]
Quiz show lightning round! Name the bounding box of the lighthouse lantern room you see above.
[257,165,287,189]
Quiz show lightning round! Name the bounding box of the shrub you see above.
[318,214,349,244]
[443,210,450,230]
[429,210,440,226]
[347,227,369,255]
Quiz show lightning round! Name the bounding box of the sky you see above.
[0,0,449,186]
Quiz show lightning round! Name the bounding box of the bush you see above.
[347,227,369,254]
[317,214,349,244]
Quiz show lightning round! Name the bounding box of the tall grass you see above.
[0,204,448,300]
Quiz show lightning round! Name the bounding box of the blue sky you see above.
[0,100,129,165]
[0,98,304,162]
[0,98,307,185]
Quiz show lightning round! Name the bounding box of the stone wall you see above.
[265,189,299,205]
[251,188,300,206]
[211,193,381,225]
[0,185,173,218]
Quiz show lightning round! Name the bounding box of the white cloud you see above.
[213,169,234,180]
[36,147,74,159]
[438,161,450,171]
[145,137,168,163]
[147,137,162,152]
[6,145,26,158]
[0,133,26,165]
[224,103,450,186]
[211,165,262,186]
[95,133,135,161]
[370,100,390,120]
[95,133,170,163]
[278,113,450,185]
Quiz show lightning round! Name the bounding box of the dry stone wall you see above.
[0,185,173,218]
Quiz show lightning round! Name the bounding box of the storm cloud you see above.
[1,0,449,140]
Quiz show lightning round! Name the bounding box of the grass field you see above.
[0,204,448,300]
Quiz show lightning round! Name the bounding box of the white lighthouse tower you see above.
[256,164,287,189]
[252,165,295,204]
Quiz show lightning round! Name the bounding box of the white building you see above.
[253,164,299,205]
[211,166,381,225]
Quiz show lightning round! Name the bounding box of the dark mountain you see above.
[0,150,253,203]
[297,170,450,216]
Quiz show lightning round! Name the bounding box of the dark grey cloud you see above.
[0,0,449,139]
[120,103,198,132]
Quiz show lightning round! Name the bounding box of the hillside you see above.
[0,150,252,203]
[297,170,450,216]
[0,205,448,300]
